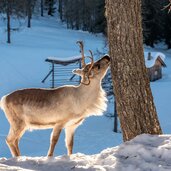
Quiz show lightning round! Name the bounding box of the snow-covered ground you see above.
[0,15,171,170]
[1,134,171,171]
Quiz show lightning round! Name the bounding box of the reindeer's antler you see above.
[77,41,95,85]
[81,50,94,85]
[87,50,94,76]
[77,41,86,68]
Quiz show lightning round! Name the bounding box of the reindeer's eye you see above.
[98,65,101,69]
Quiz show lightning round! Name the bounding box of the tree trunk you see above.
[105,0,162,141]
[58,0,63,20]
[27,0,32,28]
[48,0,53,16]
[6,0,11,44]
[41,0,44,17]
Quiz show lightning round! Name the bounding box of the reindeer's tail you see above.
[0,96,6,111]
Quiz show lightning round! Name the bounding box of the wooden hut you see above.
[145,52,166,81]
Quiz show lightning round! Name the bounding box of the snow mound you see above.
[1,134,171,171]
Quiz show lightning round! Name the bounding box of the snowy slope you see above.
[1,134,171,171]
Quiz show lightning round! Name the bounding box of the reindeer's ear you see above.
[72,68,83,76]
[103,54,110,61]
[88,70,94,78]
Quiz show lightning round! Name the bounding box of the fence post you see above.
[52,63,55,88]
[79,59,81,83]
[114,99,118,132]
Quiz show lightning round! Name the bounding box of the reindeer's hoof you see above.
[47,153,53,157]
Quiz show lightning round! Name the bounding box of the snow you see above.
[1,134,171,171]
[47,55,82,62]
[144,52,165,68]
[0,14,171,171]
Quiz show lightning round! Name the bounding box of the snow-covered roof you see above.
[46,55,82,66]
[144,52,166,68]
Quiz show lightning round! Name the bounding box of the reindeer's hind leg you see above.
[14,127,25,156]
[65,119,84,156]
[6,112,25,156]
[3,102,26,157]
[47,124,62,157]
[6,128,18,156]
[6,124,25,157]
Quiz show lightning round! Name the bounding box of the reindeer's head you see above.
[73,41,110,85]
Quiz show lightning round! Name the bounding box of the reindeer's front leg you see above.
[47,124,62,157]
[65,119,84,155]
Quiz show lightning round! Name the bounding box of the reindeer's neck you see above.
[76,79,104,105]
[75,78,107,117]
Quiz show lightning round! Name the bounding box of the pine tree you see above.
[45,0,56,16]
[162,0,171,49]
[142,0,163,47]
[59,0,106,33]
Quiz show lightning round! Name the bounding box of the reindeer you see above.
[0,41,110,157]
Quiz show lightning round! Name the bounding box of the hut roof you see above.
[45,56,82,66]
[144,52,166,68]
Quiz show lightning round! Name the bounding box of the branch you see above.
[162,0,171,13]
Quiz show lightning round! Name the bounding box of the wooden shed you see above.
[145,52,166,81]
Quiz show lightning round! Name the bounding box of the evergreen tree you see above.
[45,0,56,16]
[164,13,171,48]
[142,0,163,47]
[162,0,171,49]
[59,0,106,34]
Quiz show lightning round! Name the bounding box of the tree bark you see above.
[105,0,162,141]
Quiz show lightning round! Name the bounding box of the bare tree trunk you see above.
[6,0,11,44]
[41,0,44,17]
[27,0,32,28]
[48,0,54,16]
[58,0,63,20]
[106,0,162,141]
